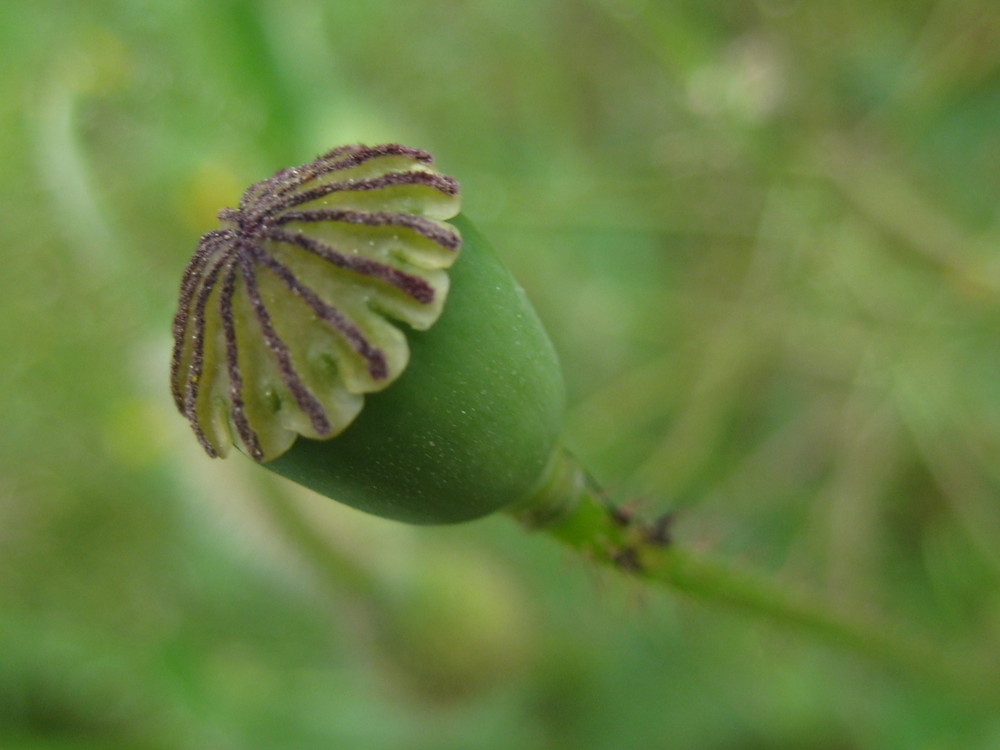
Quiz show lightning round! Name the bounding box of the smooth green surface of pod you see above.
[264,216,566,524]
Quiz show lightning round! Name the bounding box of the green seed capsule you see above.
[171,145,565,523]
[266,215,565,523]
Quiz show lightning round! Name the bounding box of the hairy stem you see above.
[507,449,996,706]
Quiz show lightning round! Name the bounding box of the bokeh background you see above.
[2,0,1000,748]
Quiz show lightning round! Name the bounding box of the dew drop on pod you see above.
[170,144,573,524]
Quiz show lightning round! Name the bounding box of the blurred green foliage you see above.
[1,0,999,747]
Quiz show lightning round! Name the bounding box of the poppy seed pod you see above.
[170,146,910,683]
[171,144,566,523]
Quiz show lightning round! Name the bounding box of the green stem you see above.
[508,449,995,705]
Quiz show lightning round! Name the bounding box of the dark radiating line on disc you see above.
[218,261,263,461]
[275,170,459,216]
[273,208,460,251]
[254,144,436,215]
[170,232,233,410]
[237,252,333,443]
[247,241,389,380]
[265,227,434,304]
[314,143,433,175]
[182,255,231,457]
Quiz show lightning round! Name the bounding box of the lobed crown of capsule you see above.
[170,144,462,462]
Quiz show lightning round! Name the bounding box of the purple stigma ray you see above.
[173,233,232,316]
[181,252,228,408]
[273,208,460,252]
[245,242,390,380]
[240,144,442,221]
[320,143,432,165]
[218,261,264,461]
[256,144,435,212]
[272,170,459,217]
[170,233,232,409]
[182,255,232,457]
[264,227,435,304]
[310,144,434,178]
[237,253,334,440]
[317,144,362,161]
[238,180,269,212]
[174,231,231,325]
[240,162,315,213]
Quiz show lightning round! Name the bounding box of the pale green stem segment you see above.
[508,449,996,706]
